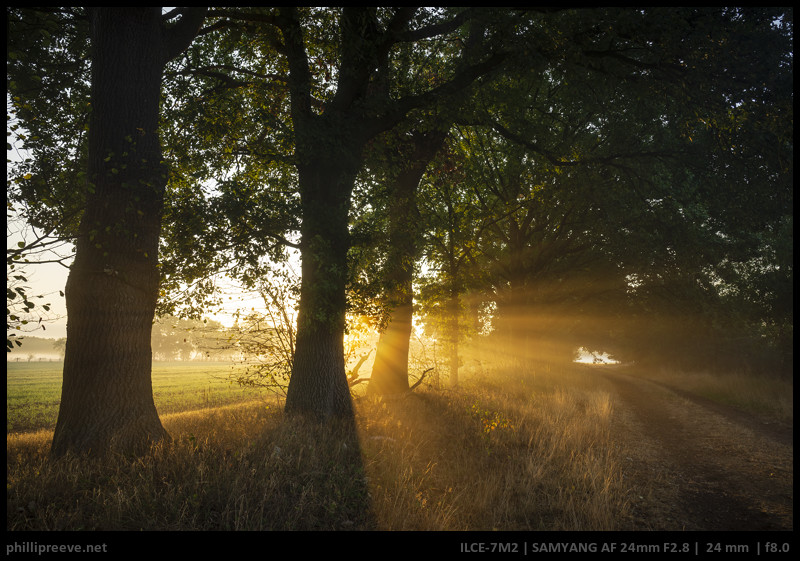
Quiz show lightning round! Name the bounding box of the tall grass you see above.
[620,365,794,422]
[7,364,638,531]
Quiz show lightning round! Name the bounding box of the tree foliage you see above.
[6,6,793,443]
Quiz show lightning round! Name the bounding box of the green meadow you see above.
[6,361,274,434]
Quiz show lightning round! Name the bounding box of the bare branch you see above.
[409,367,434,391]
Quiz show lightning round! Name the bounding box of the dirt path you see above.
[596,369,793,531]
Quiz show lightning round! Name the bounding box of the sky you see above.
[6,238,271,341]
[7,215,72,340]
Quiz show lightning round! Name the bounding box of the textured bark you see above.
[285,319,354,421]
[278,7,500,417]
[284,143,359,421]
[51,8,205,457]
[369,302,414,396]
[368,130,448,396]
[447,289,460,387]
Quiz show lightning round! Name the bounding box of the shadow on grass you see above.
[7,404,376,531]
[256,413,377,530]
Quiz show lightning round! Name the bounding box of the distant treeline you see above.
[8,316,255,362]
[6,336,65,360]
[150,316,246,362]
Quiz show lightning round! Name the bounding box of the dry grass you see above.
[7,365,638,532]
[619,365,794,422]
[7,400,370,531]
[357,368,629,530]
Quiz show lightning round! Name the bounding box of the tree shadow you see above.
[261,413,376,530]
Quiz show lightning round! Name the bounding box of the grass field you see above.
[6,361,275,434]
[7,360,635,531]
[6,359,792,533]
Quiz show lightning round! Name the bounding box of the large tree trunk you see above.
[278,6,501,416]
[284,145,359,420]
[368,298,414,396]
[368,130,448,396]
[447,288,461,387]
[51,8,204,457]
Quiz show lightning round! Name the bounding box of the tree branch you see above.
[487,119,684,168]
[276,7,314,126]
[368,50,509,138]
[397,9,475,44]
[409,367,434,391]
[163,7,209,63]
[375,7,417,62]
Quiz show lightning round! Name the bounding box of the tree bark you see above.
[447,287,461,387]
[369,301,414,396]
[368,130,448,396]
[278,6,504,417]
[51,8,205,457]
[284,129,361,420]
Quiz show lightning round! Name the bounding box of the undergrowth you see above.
[7,366,642,531]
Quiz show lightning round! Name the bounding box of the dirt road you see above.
[596,369,793,531]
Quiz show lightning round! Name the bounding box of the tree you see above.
[363,127,450,396]
[7,8,88,352]
[493,9,789,372]
[48,7,207,456]
[273,7,512,419]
